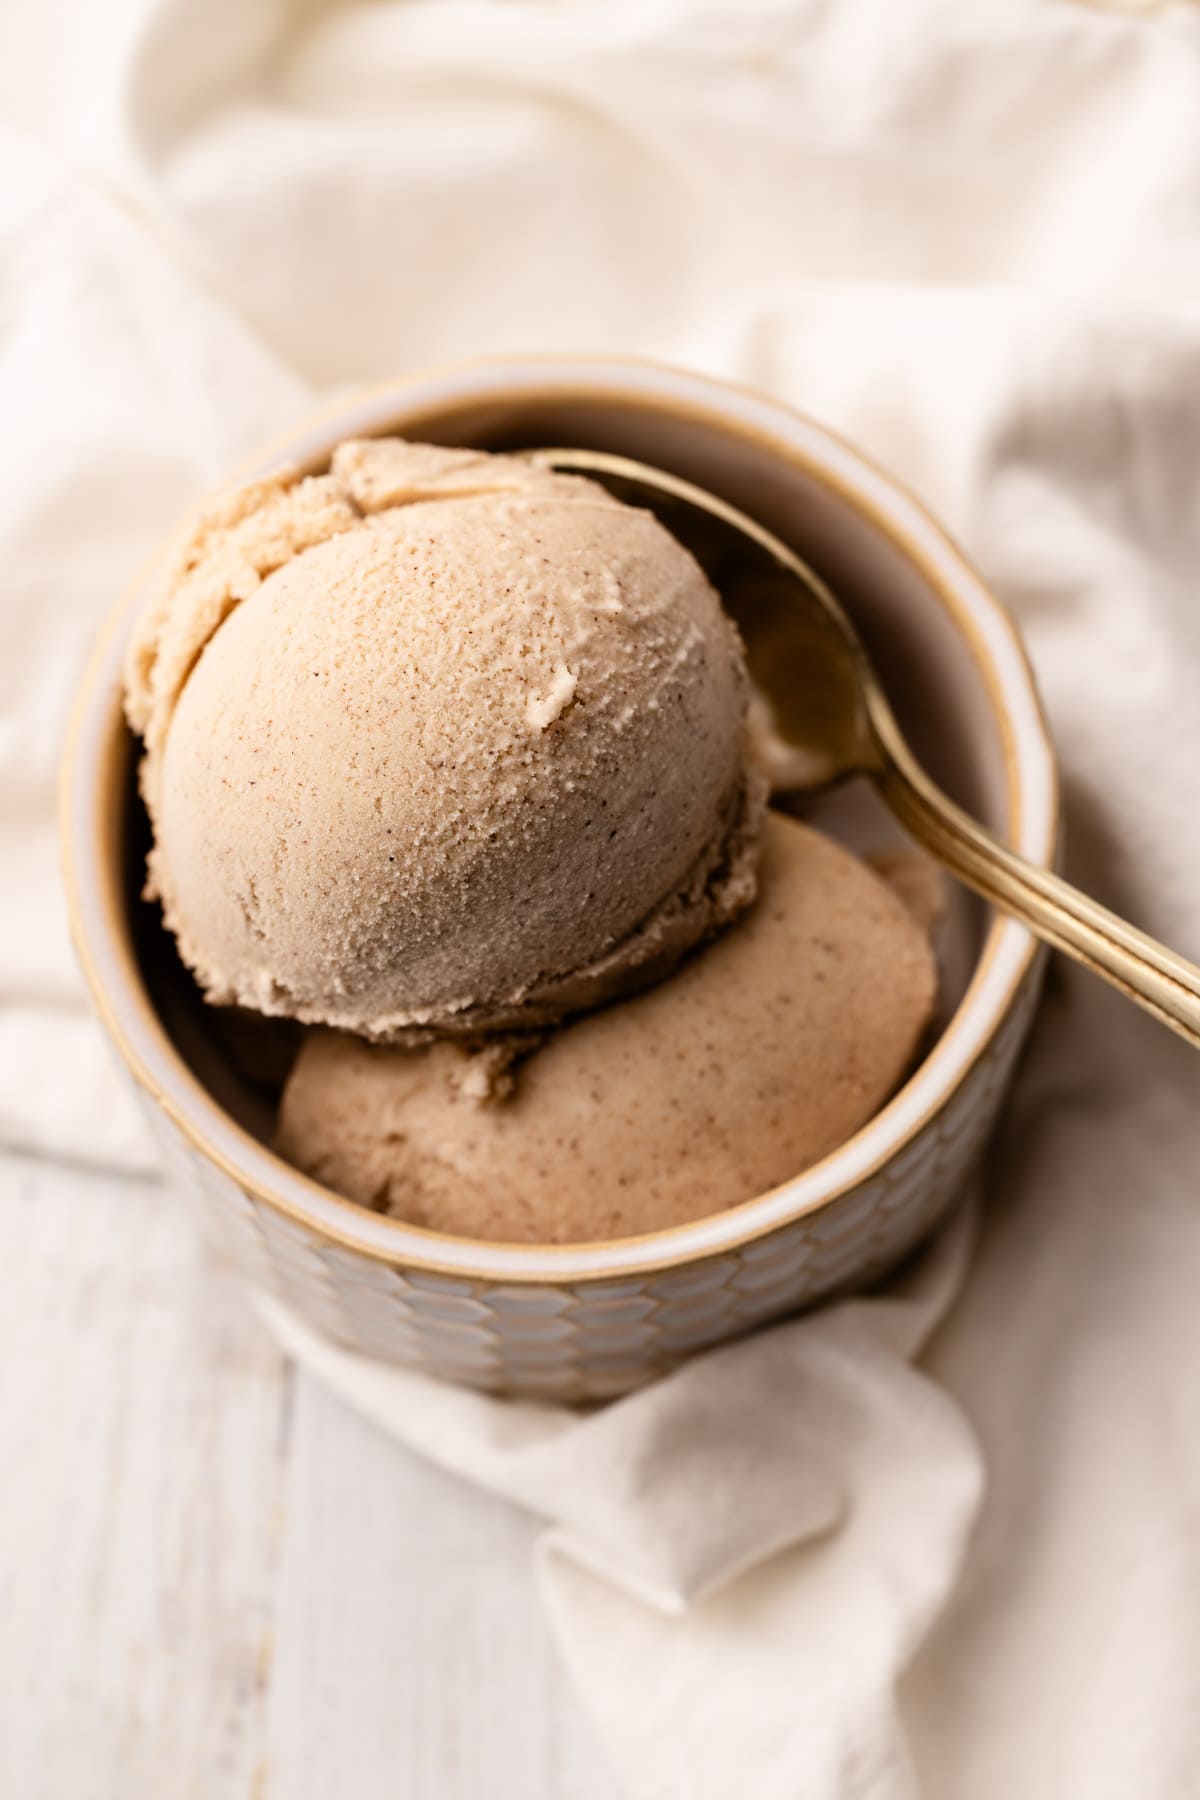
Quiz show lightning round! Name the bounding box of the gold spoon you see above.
[527,447,1200,1047]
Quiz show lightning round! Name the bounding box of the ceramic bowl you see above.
[61,356,1057,1401]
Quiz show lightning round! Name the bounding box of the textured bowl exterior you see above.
[130,970,1040,1402]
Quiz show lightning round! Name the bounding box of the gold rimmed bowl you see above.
[60,357,1058,1402]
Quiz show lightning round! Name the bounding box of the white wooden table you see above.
[0,1151,622,1799]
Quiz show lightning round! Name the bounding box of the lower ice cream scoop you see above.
[274,815,938,1243]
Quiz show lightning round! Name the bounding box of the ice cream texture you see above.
[125,438,765,1040]
[274,815,938,1243]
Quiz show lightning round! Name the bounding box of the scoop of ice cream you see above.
[273,815,938,1243]
[125,439,764,1039]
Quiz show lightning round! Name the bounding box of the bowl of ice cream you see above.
[61,356,1057,1401]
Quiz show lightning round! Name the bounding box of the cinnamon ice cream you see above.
[125,439,764,1040]
[274,815,938,1243]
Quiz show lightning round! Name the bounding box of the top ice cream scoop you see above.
[125,439,764,1040]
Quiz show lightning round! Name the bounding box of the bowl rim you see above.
[60,353,1058,1284]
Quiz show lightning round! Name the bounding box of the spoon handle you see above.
[873,726,1200,1048]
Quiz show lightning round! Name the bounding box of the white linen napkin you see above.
[5,2,1200,1795]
